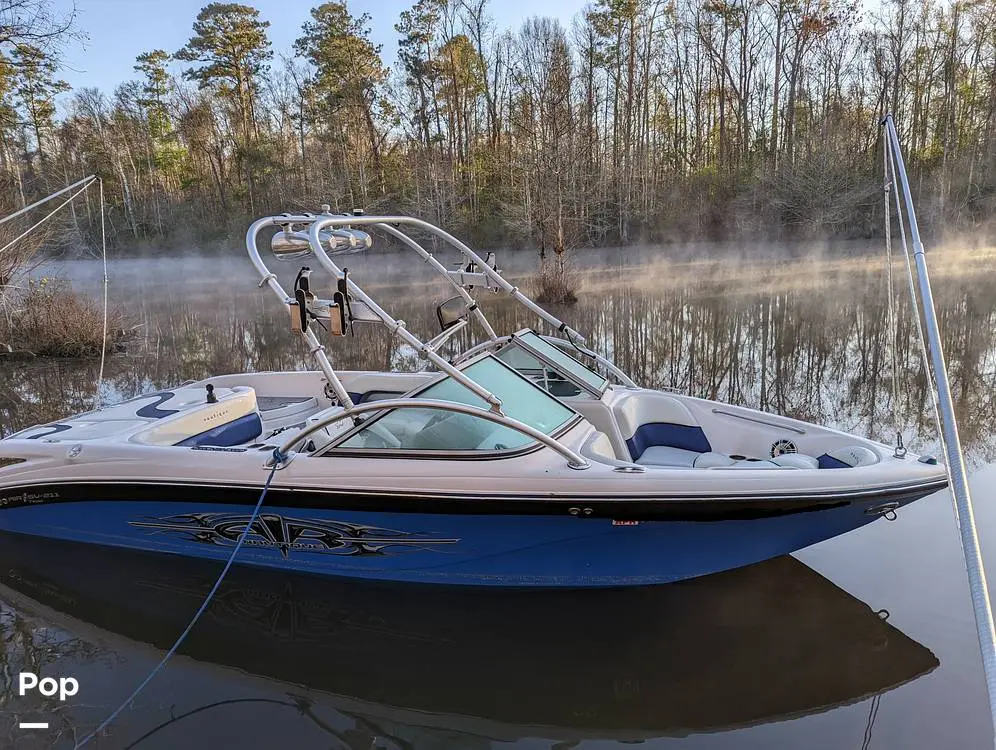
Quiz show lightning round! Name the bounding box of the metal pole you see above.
[245,216,355,410]
[884,114,996,740]
[306,217,504,413]
[373,223,500,341]
[296,214,588,344]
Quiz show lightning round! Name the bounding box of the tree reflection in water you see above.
[2,255,995,463]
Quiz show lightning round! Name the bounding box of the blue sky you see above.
[50,0,584,93]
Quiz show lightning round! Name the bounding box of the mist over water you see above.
[16,240,996,463]
[2,242,996,748]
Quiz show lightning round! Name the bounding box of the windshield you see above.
[495,346,583,397]
[505,331,608,395]
[333,355,576,453]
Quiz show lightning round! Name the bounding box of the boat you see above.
[0,210,947,587]
[0,533,939,743]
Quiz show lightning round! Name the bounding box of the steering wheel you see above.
[362,420,402,449]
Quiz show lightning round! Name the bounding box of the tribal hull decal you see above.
[129,512,460,557]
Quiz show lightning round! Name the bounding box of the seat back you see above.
[818,446,880,469]
[614,393,711,461]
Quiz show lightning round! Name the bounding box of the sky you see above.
[49,0,584,94]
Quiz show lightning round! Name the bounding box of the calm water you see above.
[2,244,996,748]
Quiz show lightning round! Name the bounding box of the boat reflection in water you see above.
[0,534,937,747]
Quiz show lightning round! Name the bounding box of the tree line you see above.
[2,0,996,255]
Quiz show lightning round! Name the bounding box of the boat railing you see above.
[267,398,590,470]
[539,335,637,388]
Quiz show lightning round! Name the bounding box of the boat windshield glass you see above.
[501,331,608,395]
[495,345,584,398]
[332,356,576,453]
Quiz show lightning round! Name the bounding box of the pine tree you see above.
[11,44,68,171]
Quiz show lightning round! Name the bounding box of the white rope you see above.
[0,178,96,256]
[0,175,109,407]
[0,175,97,227]
[95,178,109,408]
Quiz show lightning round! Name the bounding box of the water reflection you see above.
[4,254,996,463]
[0,534,937,747]
[1,252,991,748]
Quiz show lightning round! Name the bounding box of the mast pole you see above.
[884,114,996,740]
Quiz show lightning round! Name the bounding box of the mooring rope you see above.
[95,179,109,408]
[74,449,286,749]
[0,178,96,257]
[861,691,882,750]
[0,175,97,228]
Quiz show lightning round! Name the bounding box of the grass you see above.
[0,277,129,358]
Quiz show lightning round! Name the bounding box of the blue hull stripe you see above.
[0,491,922,587]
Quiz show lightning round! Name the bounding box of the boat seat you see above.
[615,393,712,462]
[638,450,825,470]
[636,446,701,467]
[130,386,262,447]
[817,446,880,468]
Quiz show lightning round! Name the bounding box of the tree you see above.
[11,44,68,171]
[134,50,170,135]
[134,49,185,186]
[176,2,271,210]
[176,3,271,144]
[396,0,443,151]
[295,2,390,199]
[0,0,77,48]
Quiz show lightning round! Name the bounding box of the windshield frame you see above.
[317,353,583,460]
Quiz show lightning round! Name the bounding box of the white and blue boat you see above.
[0,211,947,587]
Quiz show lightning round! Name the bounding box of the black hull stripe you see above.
[0,480,944,522]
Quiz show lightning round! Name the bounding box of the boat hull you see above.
[0,482,938,587]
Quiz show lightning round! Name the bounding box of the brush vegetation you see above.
[535,256,579,305]
[0,277,128,358]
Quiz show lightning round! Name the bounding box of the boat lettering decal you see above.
[0,490,60,508]
[129,512,459,557]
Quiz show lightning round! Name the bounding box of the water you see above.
[2,244,996,748]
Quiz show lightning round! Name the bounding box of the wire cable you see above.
[0,178,96,257]
[0,175,97,227]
